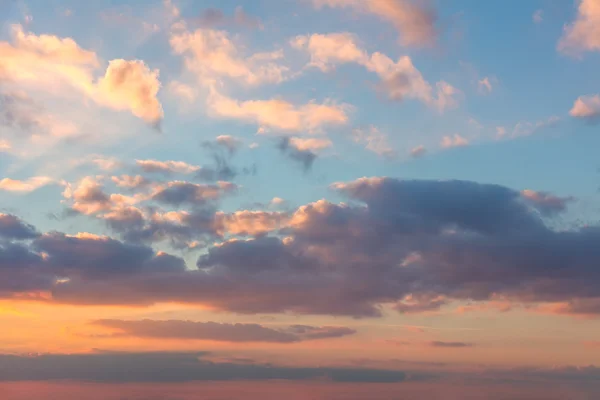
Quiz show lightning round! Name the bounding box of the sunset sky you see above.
[1,0,600,398]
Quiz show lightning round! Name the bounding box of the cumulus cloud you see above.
[311,0,437,47]
[3,177,600,319]
[0,213,38,239]
[0,176,53,193]
[94,59,163,126]
[92,319,355,343]
[410,145,426,158]
[293,33,458,111]
[570,94,600,122]
[169,26,287,86]
[558,0,600,56]
[352,126,395,158]
[207,90,350,133]
[0,25,163,124]
[440,134,468,148]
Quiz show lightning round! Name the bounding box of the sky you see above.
[1,0,600,398]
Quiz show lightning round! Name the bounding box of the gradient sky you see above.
[1,0,600,398]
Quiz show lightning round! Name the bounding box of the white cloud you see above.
[352,126,395,157]
[0,176,53,193]
[533,9,543,24]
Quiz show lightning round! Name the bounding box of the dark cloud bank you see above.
[0,177,598,317]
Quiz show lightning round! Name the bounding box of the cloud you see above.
[195,7,262,29]
[136,159,201,175]
[521,190,574,216]
[168,80,197,102]
[0,176,53,193]
[151,181,237,207]
[477,77,492,94]
[570,94,600,122]
[533,9,543,24]
[92,319,355,343]
[440,134,468,148]
[557,0,600,56]
[0,25,163,124]
[311,0,437,47]
[94,59,163,126]
[207,91,350,133]
[0,213,39,239]
[169,26,287,86]
[214,210,289,236]
[3,177,600,319]
[293,33,458,111]
[410,145,426,158]
[429,341,474,348]
[277,137,322,170]
[202,135,243,155]
[352,126,396,158]
[0,351,406,383]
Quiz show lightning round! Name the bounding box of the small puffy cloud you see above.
[558,0,600,55]
[203,135,244,155]
[136,159,200,175]
[92,319,354,343]
[312,0,437,47]
[533,9,543,24]
[207,91,350,133]
[95,59,163,126]
[570,94,600,122]
[440,134,469,148]
[0,176,53,193]
[352,126,396,158]
[477,77,493,94]
[409,145,426,158]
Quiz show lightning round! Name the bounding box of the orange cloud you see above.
[0,25,163,124]
[207,90,350,133]
[312,0,437,47]
[0,176,53,193]
[440,134,468,148]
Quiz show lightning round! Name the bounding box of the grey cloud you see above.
[151,182,237,207]
[0,351,405,383]
[92,319,355,343]
[0,214,38,239]
[3,177,600,319]
[277,137,317,171]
